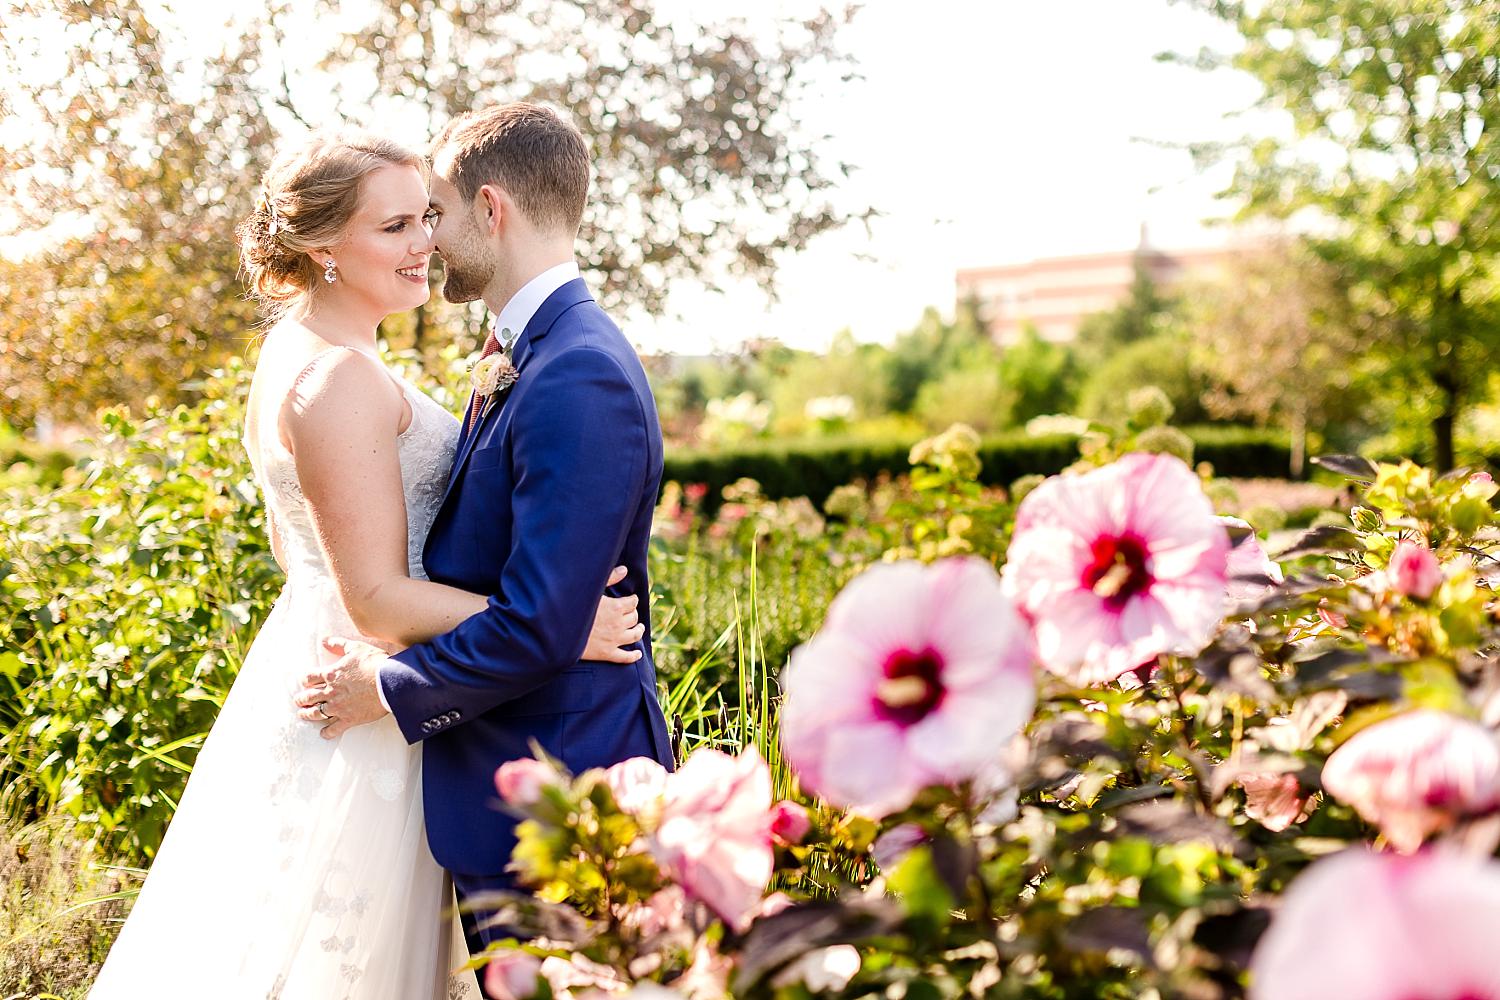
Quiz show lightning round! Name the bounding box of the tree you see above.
[0,0,861,428]
[1075,330,1215,428]
[315,0,863,323]
[0,0,274,429]
[1191,242,1370,475]
[998,324,1082,424]
[884,299,993,415]
[1171,0,1500,469]
[1073,250,1175,362]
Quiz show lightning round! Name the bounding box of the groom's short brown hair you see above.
[433,102,590,234]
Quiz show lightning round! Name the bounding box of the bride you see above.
[89,133,644,999]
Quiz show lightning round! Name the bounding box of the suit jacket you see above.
[382,278,673,875]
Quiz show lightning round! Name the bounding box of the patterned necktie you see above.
[466,329,503,433]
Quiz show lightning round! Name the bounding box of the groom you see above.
[295,103,674,961]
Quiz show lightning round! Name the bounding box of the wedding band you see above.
[317,701,332,720]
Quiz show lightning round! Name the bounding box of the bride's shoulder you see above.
[259,336,404,437]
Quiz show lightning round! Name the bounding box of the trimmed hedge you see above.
[664,425,1293,511]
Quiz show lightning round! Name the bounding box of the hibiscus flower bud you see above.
[1387,540,1442,601]
[1237,772,1310,832]
[602,756,668,815]
[494,757,561,806]
[769,800,812,845]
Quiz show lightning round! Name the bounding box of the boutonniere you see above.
[471,353,519,401]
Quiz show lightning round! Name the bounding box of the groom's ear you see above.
[476,184,507,236]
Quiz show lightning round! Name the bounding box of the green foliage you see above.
[1191,241,1372,469]
[0,2,272,429]
[1073,252,1176,361]
[764,332,895,437]
[865,424,1016,565]
[997,327,1083,424]
[884,302,995,416]
[913,365,1012,434]
[1076,332,1215,427]
[0,420,76,494]
[665,425,1293,514]
[0,359,281,860]
[1174,0,1500,469]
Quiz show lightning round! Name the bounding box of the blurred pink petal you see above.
[603,756,669,816]
[650,747,774,931]
[781,557,1036,816]
[871,823,928,870]
[675,939,733,1000]
[754,891,795,919]
[538,953,628,994]
[770,945,861,991]
[1249,848,1500,1000]
[1222,516,1284,605]
[1237,772,1310,832]
[1322,709,1500,852]
[1003,454,1229,686]
[622,885,687,939]
[484,950,542,1000]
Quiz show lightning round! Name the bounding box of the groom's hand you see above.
[293,636,392,740]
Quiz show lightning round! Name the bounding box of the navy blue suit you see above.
[382,279,673,898]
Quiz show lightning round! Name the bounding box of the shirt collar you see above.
[492,260,582,351]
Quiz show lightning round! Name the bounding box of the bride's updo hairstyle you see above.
[237,132,426,319]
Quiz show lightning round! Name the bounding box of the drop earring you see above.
[323,260,338,284]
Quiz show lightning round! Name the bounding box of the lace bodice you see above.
[244,347,460,584]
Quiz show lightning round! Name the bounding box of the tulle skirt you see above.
[89,575,480,999]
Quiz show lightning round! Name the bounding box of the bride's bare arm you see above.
[284,350,642,658]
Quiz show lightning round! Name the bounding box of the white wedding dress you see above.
[90,346,481,1000]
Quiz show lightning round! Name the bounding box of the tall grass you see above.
[1,817,138,999]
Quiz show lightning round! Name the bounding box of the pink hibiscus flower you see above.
[1249,848,1500,1000]
[649,747,774,931]
[779,557,1037,817]
[1003,453,1230,686]
[1321,709,1500,852]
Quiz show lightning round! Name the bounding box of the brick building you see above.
[955,240,1247,346]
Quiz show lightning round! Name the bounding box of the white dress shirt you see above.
[374,259,583,715]
[490,259,581,352]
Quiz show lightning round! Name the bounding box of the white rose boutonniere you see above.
[471,354,519,399]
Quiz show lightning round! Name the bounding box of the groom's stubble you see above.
[435,220,498,306]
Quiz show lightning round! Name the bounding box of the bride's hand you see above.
[584,565,645,664]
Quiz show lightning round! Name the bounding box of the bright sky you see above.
[639,0,1267,355]
[5,0,1270,356]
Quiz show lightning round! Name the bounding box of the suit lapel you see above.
[440,278,595,496]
